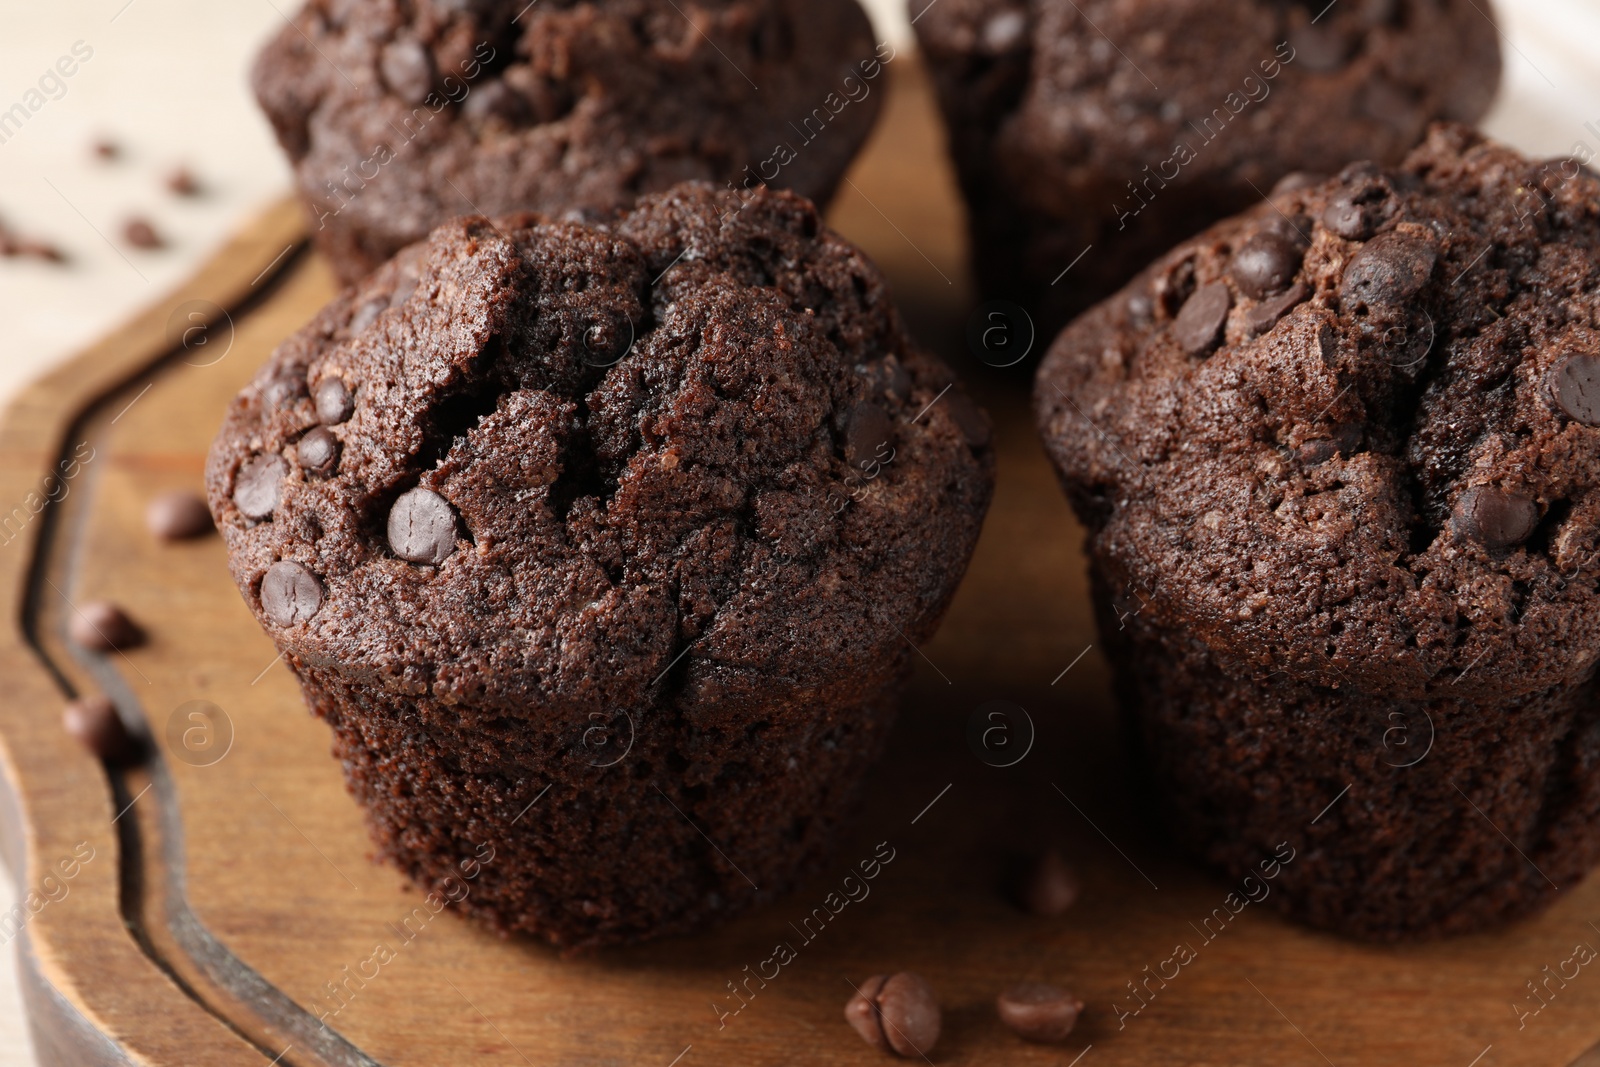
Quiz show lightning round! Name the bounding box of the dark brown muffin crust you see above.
[207,183,994,946]
[255,0,886,283]
[1035,126,1600,939]
[917,0,1502,338]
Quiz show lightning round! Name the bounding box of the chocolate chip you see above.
[92,138,120,161]
[947,391,992,449]
[863,357,912,402]
[1298,424,1363,465]
[146,490,214,541]
[1339,161,1383,184]
[166,167,201,197]
[845,402,893,470]
[1288,22,1352,72]
[1173,282,1231,356]
[1271,171,1324,196]
[1323,195,1373,240]
[1549,354,1600,426]
[1020,849,1080,916]
[62,696,136,763]
[348,298,387,334]
[70,601,141,652]
[1244,282,1310,336]
[233,454,286,520]
[297,427,340,476]
[1231,232,1303,300]
[389,487,459,565]
[261,561,323,626]
[1452,487,1538,551]
[314,376,355,424]
[996,983,1084,1044]
[1339,233,1437,311]
[381,39,435,103]
[845,973,941,1057]
[263,371,307,408]
[124,218,163,250]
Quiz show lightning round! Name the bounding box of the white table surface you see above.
[0,0,1595,1062]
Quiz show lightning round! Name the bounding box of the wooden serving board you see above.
[5,57,1600,1067]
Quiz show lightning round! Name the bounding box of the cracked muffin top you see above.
[253,0,885,282]
[1035,125,1600,699]
[916,0,1500,215]
[208,183,994,717]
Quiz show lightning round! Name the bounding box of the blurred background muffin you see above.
[917,0,1503,341]
[254,0,887,282]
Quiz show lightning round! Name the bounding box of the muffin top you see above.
[916,0,1500,213]
[209,184,994,717]
[254,0,884,281]
[1035,125,1600,698]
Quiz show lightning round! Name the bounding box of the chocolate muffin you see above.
[254,0,886,284]
[207,183,995,948]
[1035,125,1600,940]
[916,0,1502,339]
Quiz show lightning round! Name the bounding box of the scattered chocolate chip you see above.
[845,973,941,1058]
[62,696,136,763]
[1549,354,1600,426]
[297,427,340,476]
[1288,22,1352,72]
[1453,487,1538,551]
[233,454,287,520]
[314,376,355,423]
[146,490,215,541]
[261,561,324,626]
[92,138,120,161]
[1020,849,1080,916]
[1339,232,1437,311]
[1271,171,1324,196]
[21,238,66,263]
[1231,231,1304,300]
[997,983,1084,1044]
[70,601,141,652]
[1244,282,1310,336]
[124,218,164,250]
[845,402,893,470]
[947,390,992,449]
[381,39,435,103]
[389,487,459,565]
[1173,282,1231,356]
[166,167,201,197]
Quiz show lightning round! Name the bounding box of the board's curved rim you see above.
[0,196,317,1067]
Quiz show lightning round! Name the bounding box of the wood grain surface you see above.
[4,56,1600,1067]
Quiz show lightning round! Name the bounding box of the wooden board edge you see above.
[0,195,312,1066]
